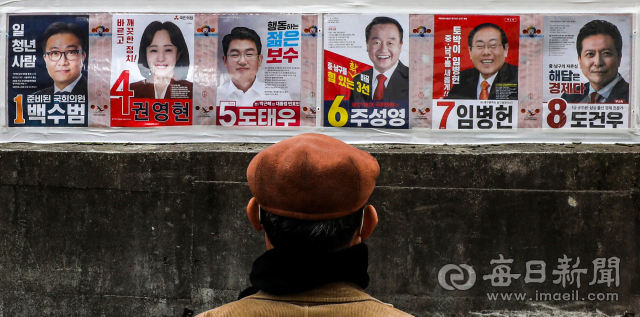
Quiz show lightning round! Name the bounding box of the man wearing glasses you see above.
[34,22,87,96]
[445,23,518,100]
[217,26,291,108]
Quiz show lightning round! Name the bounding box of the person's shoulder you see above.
[613,77,629,92]
[396,61,409,74]
[195,298,259,317]
[129,79,147,89]
[359,299,415,317]
[217,80,234,96]
[391,61,409,82]
[496,63,518,84]
[33,86,54,95]
[505,62,518,71]
[71,76,88,94]
[561,92,585,103]
[355,67,374,79]
[458,66,477,79]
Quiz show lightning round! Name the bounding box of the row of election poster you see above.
[6,13,634,130]
[8,13,317,128]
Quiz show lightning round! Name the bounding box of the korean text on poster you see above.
[432,15,519,130]
[110,14,195,127]
[542,15,631,129]
[323,15,410,129]
[7,15,89,127]
[216,15,302,127]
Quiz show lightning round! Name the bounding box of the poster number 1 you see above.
[13,94,25,124]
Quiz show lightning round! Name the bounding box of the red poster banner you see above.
[433,15,520,100]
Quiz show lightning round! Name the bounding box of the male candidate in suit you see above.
[445,23,518,100]
[350,17,409,102]
[561,20,629,104]
[34,22,88,96]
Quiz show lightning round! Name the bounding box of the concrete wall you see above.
[0,143,638,316]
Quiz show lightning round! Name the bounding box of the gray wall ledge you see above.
[1,143,638,316]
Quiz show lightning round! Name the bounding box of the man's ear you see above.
[247,197,262,231]
[360,205,378,241]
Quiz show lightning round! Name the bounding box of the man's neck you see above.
[373,60,400,79]
[55,74,82,92]
[233,76,257,93]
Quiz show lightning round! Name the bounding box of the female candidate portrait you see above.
[131,21,192,99]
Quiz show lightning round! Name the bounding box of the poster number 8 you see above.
[546,98,567,129]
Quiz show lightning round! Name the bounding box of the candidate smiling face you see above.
[578,33,621,92]
[469,26,508,80]
[366,23,403,74]
[223,39,263,89]
[146,29,180,79]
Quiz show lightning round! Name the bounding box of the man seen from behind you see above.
[196,133,413,317]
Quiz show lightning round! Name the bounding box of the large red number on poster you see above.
[110,70,134,116]
[547,98,567,129]
[437,101,455,129]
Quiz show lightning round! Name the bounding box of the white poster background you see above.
[217,14,301,102]
[542,15,632,130]
[110,14,195,87]
[542,15,631,102]
[324,14,409,69]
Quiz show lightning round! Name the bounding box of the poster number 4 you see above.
[111,70,134,115]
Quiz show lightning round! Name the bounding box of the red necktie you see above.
[373,74,386,101]
[590,92,602,103]
[479,80,490,100]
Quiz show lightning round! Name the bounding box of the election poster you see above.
[216,14,302,127]
[7,14,90,127]
[110,14,195,127]
[323,14,410,129]
[542,15,632,129]
[432,15,520,130]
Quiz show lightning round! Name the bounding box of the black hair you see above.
[467,23,508,50]
[138,21,190,80]
[576,20,623,57]
[261,207,365,254]
[365,16,404,43]
[222,27,262,56]
[41,22,88,54]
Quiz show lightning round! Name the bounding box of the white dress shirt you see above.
[217,78,292,107]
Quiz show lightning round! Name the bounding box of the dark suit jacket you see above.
[130,78,193,99]
[445,63,518,100]
[350,61,409,102]
[561,78,629,103]
[33,75,88,96]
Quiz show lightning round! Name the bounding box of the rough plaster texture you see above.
[0,143,638,317]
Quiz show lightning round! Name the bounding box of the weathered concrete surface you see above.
[0,143,638,316]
